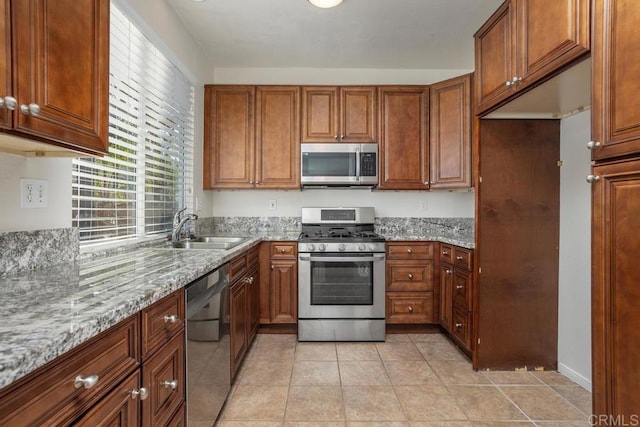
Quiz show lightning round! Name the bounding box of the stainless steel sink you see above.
[171,236,250,250]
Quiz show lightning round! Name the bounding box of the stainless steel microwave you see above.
[300,143,378,187]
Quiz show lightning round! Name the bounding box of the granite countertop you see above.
[381,233,474,249]
[0,229,470,391]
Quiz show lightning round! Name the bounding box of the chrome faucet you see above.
[172,212,198,242]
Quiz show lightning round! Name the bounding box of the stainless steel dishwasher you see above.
[185,263,230,426]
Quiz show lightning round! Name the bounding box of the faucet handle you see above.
[173,207,188,227]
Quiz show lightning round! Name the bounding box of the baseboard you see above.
[558,362,592,392]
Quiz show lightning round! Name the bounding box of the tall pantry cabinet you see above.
[590,0,640,417]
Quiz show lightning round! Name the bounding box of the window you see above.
[72,4,194,245]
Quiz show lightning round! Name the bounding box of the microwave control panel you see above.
[360,153,377,176]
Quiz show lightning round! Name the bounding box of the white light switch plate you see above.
[269,199,277,210]
[21,178,48,208]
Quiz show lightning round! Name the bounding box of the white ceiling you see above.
[166,0,503,69]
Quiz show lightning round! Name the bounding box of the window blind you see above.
[72,4,194,244]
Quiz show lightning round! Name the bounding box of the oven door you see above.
[298,252,385,319]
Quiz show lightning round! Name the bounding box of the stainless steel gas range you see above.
[297,207,386,341]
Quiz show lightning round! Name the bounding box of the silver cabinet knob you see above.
[587,141,602,150]
[161,379,178,390]
[442,251,448,256]
[0,96,17,110]
[445,269,452,275]
[455,322,463,329]
[424,182,429,186]
[456,285,464,290]
[505,80,513,87]
[249,180,254,184]
[334,135,338,140]
[586,175,601,184]
[408,273,414,279]
[407,248,412,253]
[340,134,344,139]
[131,387,148,400]
[456,255,464,260]
[514,76,523,83]
[163,314,178,323]
[74,374,99,389]
[20,103,40,116]
[408,306,413,313]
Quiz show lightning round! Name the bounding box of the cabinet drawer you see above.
[387,242,433,260]
[386,292,434,324]
[386,261,434,292]
[270,242,297,259]
[452,269,472,310]
[74,370,140,426]
[141,291,185,360]
[230,253,247,283]
[0,316,139,427]
[167,402,186,427]
[142,330,185,427]
[453,247,472,270]
[440,244,454,263]
[452,307,471,350]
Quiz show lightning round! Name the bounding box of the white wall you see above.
[0,0,214,233]
[210,66,476,218]
[212,189,474,218]
[558,110,592,390]
[0,155,72,232]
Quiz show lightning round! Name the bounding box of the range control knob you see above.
[369,244,378,251]
[318,243,326,252]
[307,244,315,251]
[338,243,346,252]
[358,244,366,251]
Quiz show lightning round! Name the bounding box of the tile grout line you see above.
[488,376,536,425]
[539,381,593,420]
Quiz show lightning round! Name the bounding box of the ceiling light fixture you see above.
[308,0,344,8]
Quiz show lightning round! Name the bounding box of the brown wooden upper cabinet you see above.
[301,86,376,143]
[204,85,300,190]
[378,86,430,190]
[591,0,640,161]
[429,74,472,189]
[474,0,589,115]
[0,0,109,155]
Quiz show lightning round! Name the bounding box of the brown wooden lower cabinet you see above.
[0,290,186,427]
[74,371,141,426]
[141,330,185,427]
[385,242,436,324]
[229,247,261,379]
[592,158,640,417]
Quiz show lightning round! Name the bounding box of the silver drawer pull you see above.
[456,255,464,260]
[162,379,178,390]
[456,285,464,290]
[455,322,463,329]
[408,306,413,313]
[408,273,414,279]
[445,269,452,275]
[74,374,99,389]
[442,251,448,256]
[131,387,148,400]
[407,248,412,253]
[163,314,178,323]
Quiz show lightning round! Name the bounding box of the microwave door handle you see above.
[355,147,361,181]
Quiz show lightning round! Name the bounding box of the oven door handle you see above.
[299,254,385,262]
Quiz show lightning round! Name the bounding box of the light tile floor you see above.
[216,333,592,426]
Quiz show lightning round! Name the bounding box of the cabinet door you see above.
[440,263,453,331]
[0,0,11,129]
[340,86,377,142]
[12,0,109,153]
[592,158,640,417]
[141,331,185,427]
[247,267,260,343]
[517,0,589,88]
[301,86,339,142]
[230,279,248,378]
[474,1,517,114]
[256,86,300,189]
[74,371,140,427]
[592,0,640,160]
[429,74,472,189]
[378,86,430,190]
[270,260,298,324]
[204,86,255,189]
